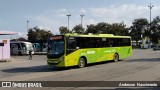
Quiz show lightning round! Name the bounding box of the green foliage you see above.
[17,37,27,41]
[85,24,97,34]
[85,22,127,35]
[59,26,70,34]
[58,16,160,44]
[129,18,149,42]
[105,23,127,35]
[10,37,27,41]
[95,22,108,33]
[129,16,160,44]
[72,24,85,34]
[27,26,53,41]
[150,16,160,44]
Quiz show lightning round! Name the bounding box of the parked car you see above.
[153,45,160,51]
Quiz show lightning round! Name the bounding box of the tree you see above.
[95,22,108,33]
[27,26,53,41]
[85,24,97,34]
[17,37,27,41]
[10,37,27,41]
[86,22,127,35]
[129,18,149,43]
[72,24,85,34]
[59,26,70,34]
[150,16,160,44]
[105,23,127,35]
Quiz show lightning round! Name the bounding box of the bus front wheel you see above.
[78,58,86,68]
[113,53,119,62]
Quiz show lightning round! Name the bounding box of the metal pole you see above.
[27,20,29,30]
[80,14,84,28]
[66,14,71,30]
[148,3,154,47]
[148,3,154,31]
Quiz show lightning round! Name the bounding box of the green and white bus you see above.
[47,33,132,68]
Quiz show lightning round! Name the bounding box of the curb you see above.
[0,57,16,63]
[0,59,11,62]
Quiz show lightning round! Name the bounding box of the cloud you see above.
[88,4,160,26]
[79,8,87,14]
[37,26,51,30]
[83,19,97,26]
[29,15,66,34]
[45,8,70,18]
[27,4,160,35]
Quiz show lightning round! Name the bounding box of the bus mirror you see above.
[76,47,79,49]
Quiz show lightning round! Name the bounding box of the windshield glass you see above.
[21,43,27,50]
[48,40,64,55]
[26,44,33,50]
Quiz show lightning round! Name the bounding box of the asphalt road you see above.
[0,49,160,90]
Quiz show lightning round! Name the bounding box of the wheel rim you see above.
[18,52,22,56]
[79,58,85,68]
[114,54,119,61]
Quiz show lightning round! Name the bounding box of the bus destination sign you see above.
[50,36,62,40]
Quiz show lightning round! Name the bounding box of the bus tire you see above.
[78,57,86,68]
[113,53,119,62]
[18,51,22,56]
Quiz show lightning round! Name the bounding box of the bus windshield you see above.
[26,44,33,50]
[48,40,64,55]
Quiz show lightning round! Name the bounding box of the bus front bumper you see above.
[47,57,64,67]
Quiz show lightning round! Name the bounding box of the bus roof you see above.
[64,33,131,38]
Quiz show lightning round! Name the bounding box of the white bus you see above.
[10,41,34,55]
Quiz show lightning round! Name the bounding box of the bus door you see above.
[66,37,76,54]
[66,37,77,65]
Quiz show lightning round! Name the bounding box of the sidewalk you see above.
[0,57,15,62]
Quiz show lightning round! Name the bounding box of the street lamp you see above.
[27,19,29,30]
[148,3,154,47]
[66,14,71,31]
[148,3,154,31]
[80,14,84,28]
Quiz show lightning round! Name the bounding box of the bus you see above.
[10,41,34,55]
[47,33,132,68]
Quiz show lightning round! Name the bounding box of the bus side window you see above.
[67,40,76,49]
[21,43,27,50]
[76,37,89,48]
[108,39,112,47]
[66,37,76,55]
[18,43,21,50]
[107,38,116,47]
[102,41,109,47]
[90,39,96,48]
[96,38,102,48]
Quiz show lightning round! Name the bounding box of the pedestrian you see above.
[29,49,32,60]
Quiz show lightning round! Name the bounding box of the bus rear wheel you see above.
[78,58,86,68]
[18,51,22,56]
[113,53,119,62]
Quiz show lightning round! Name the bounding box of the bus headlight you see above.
[59,57,64,61]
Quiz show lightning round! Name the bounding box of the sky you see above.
[0,0,160,39]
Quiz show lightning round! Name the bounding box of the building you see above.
[0,30,17,61]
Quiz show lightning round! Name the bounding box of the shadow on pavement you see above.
[1,60,117,73]
[125,58,160,62]
[1,65,81,73]
[1,65,53,73]
[2,58,160,73]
